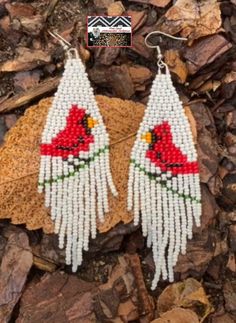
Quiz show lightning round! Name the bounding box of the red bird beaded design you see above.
[40,104,97,158]
[38,56,118,277]
[143,121,199,175]
[127,71,202,291]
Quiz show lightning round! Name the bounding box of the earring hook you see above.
[48,30,79,59]
[144,31,187,73]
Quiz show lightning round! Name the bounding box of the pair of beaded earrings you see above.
[38,31,201,290]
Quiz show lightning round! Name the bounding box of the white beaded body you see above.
[38,56,118,271]
[127,68,201,290]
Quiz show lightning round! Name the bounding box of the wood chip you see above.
[0,47,51,72]
[128,65,152,86]
[125,254,155,321]
[94,0,114,8]
[14,70,41,92]
[0,227,33,322]
[223,280,236,313]
[128,0,171,8]
[108,64,135,99]
[127,10,147,32]
[131,34,153,59]
[107,1,125,15]
[5,3,35,18]
[94,47,120,66]
[0,77,60,113]
[184,35,232,75]
[17,271,98,322]
[164,49,188,84]
[12,15,45,36]
[158,0,222,43]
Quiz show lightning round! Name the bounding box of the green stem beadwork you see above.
[38,145,109,187]
[130,159,201,204]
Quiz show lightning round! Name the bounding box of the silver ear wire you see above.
[48,30,79,59]
[144,31,187,72]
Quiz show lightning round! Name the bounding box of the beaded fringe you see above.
[38,57,118,271]
[127,70,201,290]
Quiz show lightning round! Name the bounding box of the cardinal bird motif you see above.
[40,104,98,159]
[142,121,199,176]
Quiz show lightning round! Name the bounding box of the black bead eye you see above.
[78,136,84,143]
[152,133,162,143]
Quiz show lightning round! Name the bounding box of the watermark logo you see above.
[87,16,132,48]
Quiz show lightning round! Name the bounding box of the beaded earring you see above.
[38,32,118,271]
[127,31,202,290]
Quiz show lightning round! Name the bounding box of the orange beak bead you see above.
[87,117,98,128]
[141,132,152,144]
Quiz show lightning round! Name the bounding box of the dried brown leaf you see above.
[0,97,144,233]
[0,96,197,234]
[151,308,199,323]
[158,0,222,43]
[157,278,213,322]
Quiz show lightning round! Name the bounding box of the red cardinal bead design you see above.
[40,104,97,159]
[38,56,118,278]
[142,121,199,176]
[127,72,202,291]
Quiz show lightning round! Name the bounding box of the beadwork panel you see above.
[38,58,118,272]
[127,72,202,290]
